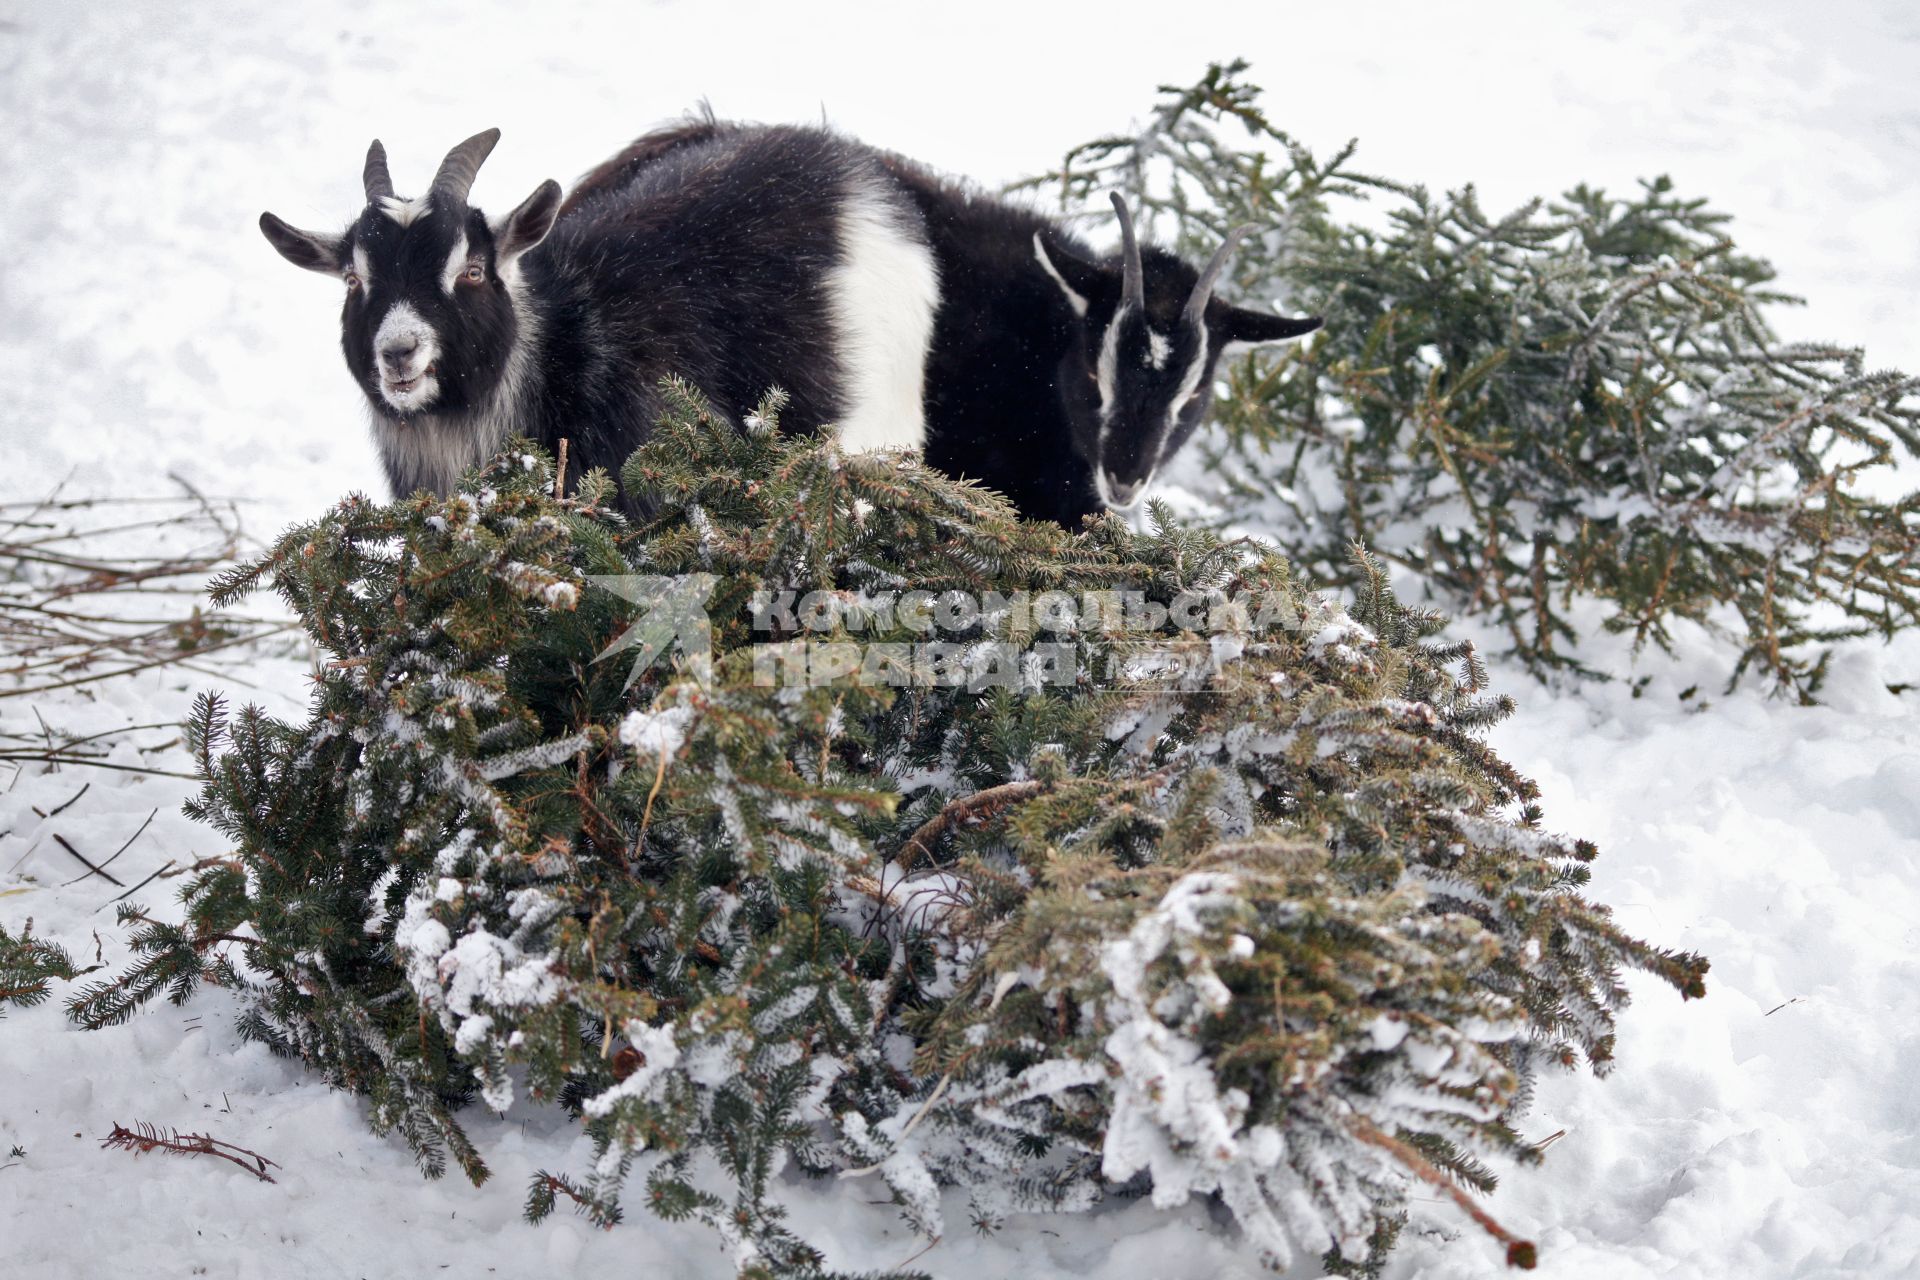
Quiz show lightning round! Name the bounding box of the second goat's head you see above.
[1035,194,1322,509]
[260,130,562,422]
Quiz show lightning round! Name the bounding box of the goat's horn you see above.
[1110,192,1145,312]
[431,128,501,204]
[363,139,395,203]
[1183,224,1253,328]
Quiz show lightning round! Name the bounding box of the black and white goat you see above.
[878,156,1322,524]
[557,117,1323,525]
[260,127,938,509]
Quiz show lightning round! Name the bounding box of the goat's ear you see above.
[1033,232,1113,317]
[1216,304,1323,346]
[259,212,344,274]
[495,179,563,262]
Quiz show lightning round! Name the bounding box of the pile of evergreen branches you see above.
[1030,62,1920,698]
[55,387,1704,1275]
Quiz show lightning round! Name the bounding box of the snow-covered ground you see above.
[3,2,1917,1276]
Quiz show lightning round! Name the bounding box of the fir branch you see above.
[98,1121,280,1184]
[1349,1119,1535,1269]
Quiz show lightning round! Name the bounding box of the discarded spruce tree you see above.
[1032,62,1920,698]
[65,385,1706,1276]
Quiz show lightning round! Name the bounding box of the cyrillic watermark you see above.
[588,574,718,689]
[590,578,1323,692]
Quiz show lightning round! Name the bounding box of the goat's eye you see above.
[343,271,361,292]
[462,263,486,285]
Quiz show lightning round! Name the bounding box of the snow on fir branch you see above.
[1030,60,1920,700]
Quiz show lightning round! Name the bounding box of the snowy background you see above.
[4,1,1919,1276]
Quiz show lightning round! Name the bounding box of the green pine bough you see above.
[55,385,1705,1275]
[1,920,79,1019]
[1025,62,1920,699]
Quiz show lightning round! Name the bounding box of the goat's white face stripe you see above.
[352,244,371,288]
[372,301,441,414]
[1033,233,1089,317]
[1093,327,1209,511]
[1166,342,1209,436]
[379,195,432,227]
[440,232,470,295]
[1146,329,1171,370]
[1095,304,1128,432]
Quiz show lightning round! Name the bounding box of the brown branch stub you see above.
[540,1173,615,1228]
[897,779,1047,871]
[1349,1118,1535,1268]
[99,1121,280,1184]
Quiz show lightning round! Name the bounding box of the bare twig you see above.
[50,833,126,887]
[60,809,155,886]
[98,859,177,911]
[1,488,292,707]
[34,780,89,817]
[0,750,199,780]
[0,625,295,698]
[100,855,236,912]
[98,1121,279,1184]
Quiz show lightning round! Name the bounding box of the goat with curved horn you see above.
[257,120,939,519]
[431,128,501,205]
[1009,188,1323,517]
[1109,192,1146,312]
[362,140,394,204]
[1184,224,1253,328]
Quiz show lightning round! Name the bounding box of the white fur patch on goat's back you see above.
[1033,233,1089,317]
[828,179,938,453]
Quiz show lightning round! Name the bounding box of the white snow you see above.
[4,2,1920,1277]
[618,704,696,758]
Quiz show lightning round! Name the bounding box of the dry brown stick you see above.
[9,511,237,549]
[101,854,236,911]
[50,833,125,887]
[1349,1118,1536,1269]
[61,809,155,887]
[99,858,177,910]
[0,545,225,573]
[99,1121,279,1184]
[33,781,89,818]
[0,493,255,510]
[0,494,256,510]
[35,722,182,752]
[896,779,1047,872]
[0,600,284,627]
[636,745,670,852]
[554,437,571,500]
[0,468,75,537]
[0,624,294,698]
[0,750,199,780]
